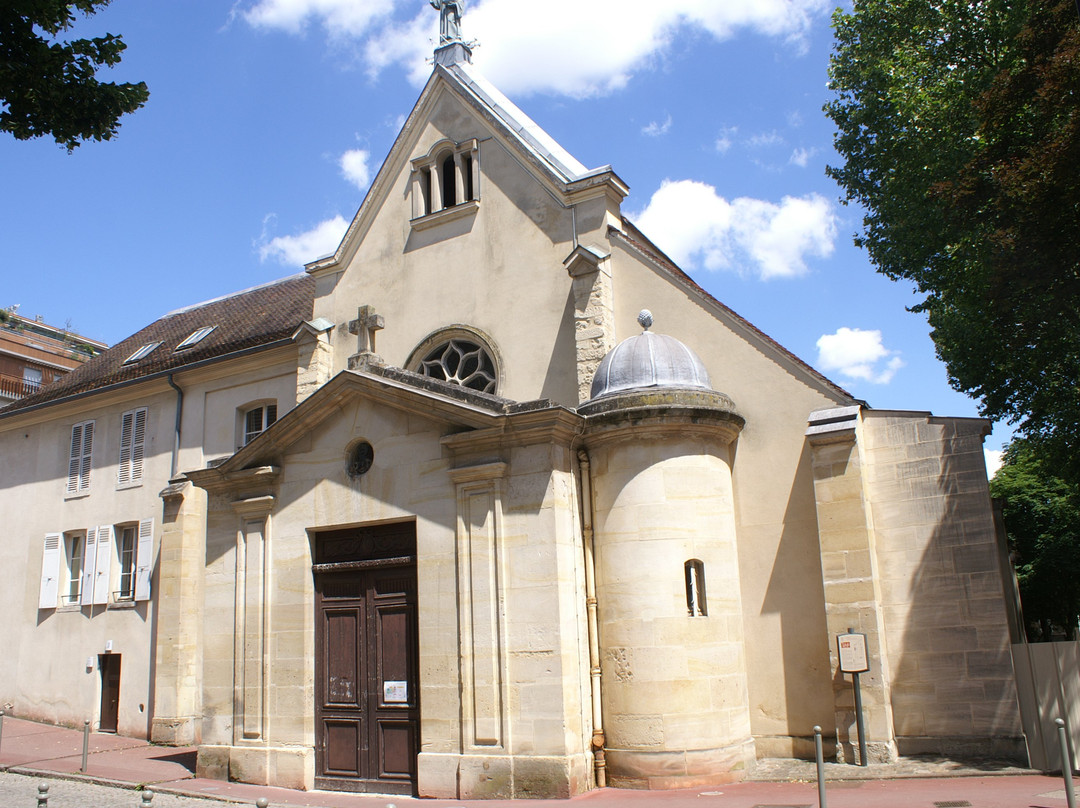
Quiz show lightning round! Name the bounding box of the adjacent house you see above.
[0,309,105,408]
[0,35,1026,800]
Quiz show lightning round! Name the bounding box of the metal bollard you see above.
[256,799,269,808]
[813,725,828,808]
[140,788,154,805]
[37,782,48,807]
[81,719,90,773]
[0,708,4,751]
[1058,719,1077,808]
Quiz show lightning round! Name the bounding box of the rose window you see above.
[418,339,497,394]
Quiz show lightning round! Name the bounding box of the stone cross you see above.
[348,305,384,355]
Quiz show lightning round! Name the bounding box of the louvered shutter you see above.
[118,411,133,485]
[39,534,62,609]
[79,421,94,490]
[67,423,83,493]
[134,518,154,601]
[80,527,98,606]
[93,525,113,605]
[131,408,146,482]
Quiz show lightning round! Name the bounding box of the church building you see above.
[0,12,1026,800]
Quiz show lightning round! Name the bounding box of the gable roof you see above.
[2,274,315,417]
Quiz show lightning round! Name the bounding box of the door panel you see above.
[314,524,418,795]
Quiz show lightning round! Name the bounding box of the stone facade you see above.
[0,44,1027,801]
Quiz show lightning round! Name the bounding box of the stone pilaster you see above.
[563,246,616,404]
[805,406,898,764]
[294,318,335,404]
[151,478,208,746]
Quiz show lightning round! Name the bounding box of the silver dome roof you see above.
[589,311,712,400]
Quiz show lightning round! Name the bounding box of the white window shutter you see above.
[39,534,62,609]
[134,518,154,602]
[93,525,113,605]
[67,423,83,493]
[118,411,133,486]
[80,421,94,490]
[132,408,147,482]
[81,527,98,606]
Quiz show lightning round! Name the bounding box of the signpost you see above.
[837,630,869,766]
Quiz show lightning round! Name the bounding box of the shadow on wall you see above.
[872,415,1025,762]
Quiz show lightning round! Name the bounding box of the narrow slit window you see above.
[685,559,708,617]
[441,154,457,209]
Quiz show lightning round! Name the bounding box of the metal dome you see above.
[589,310,712,400]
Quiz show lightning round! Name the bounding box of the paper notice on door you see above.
[383,680,408,703]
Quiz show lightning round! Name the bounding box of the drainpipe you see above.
[166,374,183,478]
[577,448,606,787]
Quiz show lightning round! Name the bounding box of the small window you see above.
[67,420,94,494]
[175,325,216,350]
[411,139,479,219]
[22,366,43,394]
[115,525,137,602]
[123,342,162,364]
[685,559,708,617]
[63,532,85,606]
[243,403,278,446]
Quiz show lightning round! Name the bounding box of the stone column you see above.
[805,406,897,763]
[563,246,616,405]
[151,478,208,746]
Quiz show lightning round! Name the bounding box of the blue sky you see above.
[0,0,1009,469]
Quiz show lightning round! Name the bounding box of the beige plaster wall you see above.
[861,412,1024,757]
[607,239,846,755]
[0,385,175,738]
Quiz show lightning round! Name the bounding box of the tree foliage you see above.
[825,0,1080,481]
[0,0,149,150]
[990,439,1080,640]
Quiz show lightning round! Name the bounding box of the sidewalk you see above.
[0,715,1073,807]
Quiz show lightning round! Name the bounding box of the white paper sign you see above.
[837,632,869,673]
[383,680,408,703]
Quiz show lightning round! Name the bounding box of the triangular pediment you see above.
[306,60,628,278]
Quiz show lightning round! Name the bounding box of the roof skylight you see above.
[175,325,216,351]
[123,342,162,364]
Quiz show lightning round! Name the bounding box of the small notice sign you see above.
[837,632,869,673]
[383,680,408,703]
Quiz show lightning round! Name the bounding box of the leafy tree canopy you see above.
[990,439,1080,640]
[826,0,1080,481]
[0,0,149,150]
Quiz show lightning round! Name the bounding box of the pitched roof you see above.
[2,274,315,416]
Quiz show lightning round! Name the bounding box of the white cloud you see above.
[340,149,372,190]
[238,0,830,96]
[984,448,1004,479]
[239,0,398,37]
[815,327,905,384]
[746,130,785,148]
[259,215,349,266]
[715,126,737,154]
[789,146,815,167]
[642,114,673,137]
[631,180,836,279]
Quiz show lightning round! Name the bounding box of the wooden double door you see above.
[314,524,419,794]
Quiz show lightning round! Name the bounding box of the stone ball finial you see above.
[637,310,653,331]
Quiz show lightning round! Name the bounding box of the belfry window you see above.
[411,139,480,220]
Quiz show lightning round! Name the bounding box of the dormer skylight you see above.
[175,325,216,351]
[123,342,162,364]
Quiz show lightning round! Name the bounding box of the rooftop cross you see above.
[348,305,384,355]
[430,0,465,45]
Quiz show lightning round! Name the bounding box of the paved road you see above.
[0,770,230,808]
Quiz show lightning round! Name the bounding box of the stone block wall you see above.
[861,412,1024,759]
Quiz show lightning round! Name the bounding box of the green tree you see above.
[0,0,149,150]
[991,439,1080,640]
[825,0,1080,481]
